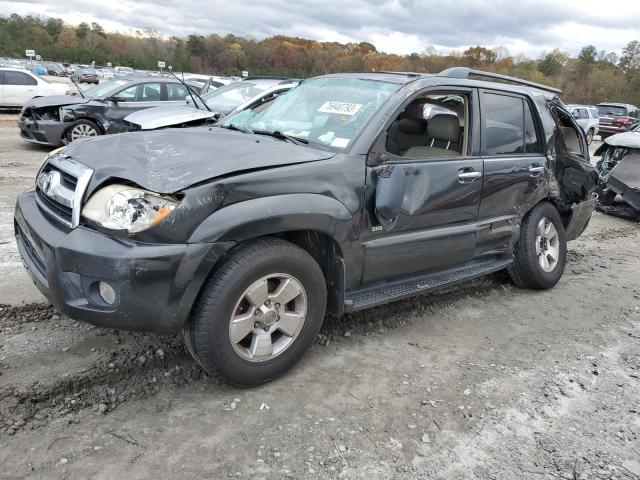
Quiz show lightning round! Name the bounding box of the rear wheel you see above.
[187,238,327,386]
[508,202,567,290]
[66,119,101,143]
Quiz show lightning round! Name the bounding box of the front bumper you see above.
[14,189,233,334]
[18,114,68,146]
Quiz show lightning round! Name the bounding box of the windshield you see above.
[598,105,627,117]
[201,82,267,114]
[83,80,128,98]
[223,77,399,150]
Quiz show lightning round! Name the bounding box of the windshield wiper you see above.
[218,124,254,134]
[253,130,309,145]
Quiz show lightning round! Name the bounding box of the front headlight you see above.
[82,184,178,233]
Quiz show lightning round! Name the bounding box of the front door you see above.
[362,87,483,283]
[106,81,166,133]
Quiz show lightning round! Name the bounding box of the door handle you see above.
[529,166,545,175]
[457,170,482,181]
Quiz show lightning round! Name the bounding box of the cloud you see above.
[2,0,640,57]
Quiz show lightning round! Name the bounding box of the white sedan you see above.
[0,68,69,108]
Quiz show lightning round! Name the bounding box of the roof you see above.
[317,72,428,84]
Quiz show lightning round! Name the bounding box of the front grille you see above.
[36,188,73,223]
[35,154,93,228]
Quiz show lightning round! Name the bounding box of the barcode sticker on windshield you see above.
[318,101,362,116]
[331,138,350,148]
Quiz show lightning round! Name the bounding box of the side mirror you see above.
[375,165,406,231]
[110,95,126,103]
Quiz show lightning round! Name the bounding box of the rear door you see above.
[2,71,37,107]
[477,90,548,253]
[105,81,165,133]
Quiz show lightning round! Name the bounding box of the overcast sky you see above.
[2,0,640,58]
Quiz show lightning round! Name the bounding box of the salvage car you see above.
[14,68,598,385]
[0,67,68,108]
[124,77,298,130]
[17,77,201,145]
[566,104,599,144]
[594,130,640,216]
[596,103,639,140]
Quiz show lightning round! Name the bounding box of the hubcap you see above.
[535,217,560,272]
[228,273,307,362]
[70,124,98,140]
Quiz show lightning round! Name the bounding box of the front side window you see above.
[117,83,162,102]
[482,93,541,156]
[226,77,399,151]
[3,71,36,86]
[384,92,469,159]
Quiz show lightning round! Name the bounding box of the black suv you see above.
[14,68,598,385]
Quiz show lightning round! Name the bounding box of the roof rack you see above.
[438,67,561,94]
[378,71,423,77]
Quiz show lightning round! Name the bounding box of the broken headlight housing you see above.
[82,184,179,233]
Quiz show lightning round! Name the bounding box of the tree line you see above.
[1,13,640,105]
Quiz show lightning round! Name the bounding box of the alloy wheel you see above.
[228,273,308,362]
[70,124,98,140]
[535,217,560,272]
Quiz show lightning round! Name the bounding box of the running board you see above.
[344,256,513,312]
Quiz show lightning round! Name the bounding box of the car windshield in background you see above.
[599,105,627,117]
[202,82,266,114]
[224,77,399,150]
[82,80,128,98]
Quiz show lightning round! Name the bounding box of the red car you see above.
[596,103,639,139]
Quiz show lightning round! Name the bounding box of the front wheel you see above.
[508,202,567,290]
[586,128,594,145]
[66,119,101,143]
[188,238,327,385]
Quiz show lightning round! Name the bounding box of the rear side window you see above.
[167,83,188,101]
[579,108,589,120]
[3,71,37,86]
[482,92,541,156]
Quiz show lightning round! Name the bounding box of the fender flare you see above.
[189,193,353,246]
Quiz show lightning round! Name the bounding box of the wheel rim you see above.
[586,130,593,144]
[228,273,308,362]
[535,217,560,272]
[70,123,98,140]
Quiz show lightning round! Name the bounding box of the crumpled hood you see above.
[61,127,335,194]
[604,131,640,149]
[124,105,216,130]
[24,95,91,109]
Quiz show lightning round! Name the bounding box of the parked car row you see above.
[13,67,599,385]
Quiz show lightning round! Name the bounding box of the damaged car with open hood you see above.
[594,126,640,219]
[14,69,598,385]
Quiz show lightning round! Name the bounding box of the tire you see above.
[508,202,567,290]
[188,238,327,386]
[65,119,101,143]
[586,128,594,145]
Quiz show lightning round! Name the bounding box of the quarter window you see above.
[482,93,541,155]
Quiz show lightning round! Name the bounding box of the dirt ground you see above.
[0,114,639,480]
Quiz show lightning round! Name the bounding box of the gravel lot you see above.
[0,114,639,480]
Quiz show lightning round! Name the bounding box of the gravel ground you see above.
[0,115,639,480]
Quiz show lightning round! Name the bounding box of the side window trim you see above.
[378,86,479,164]
[479,88,543,158]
